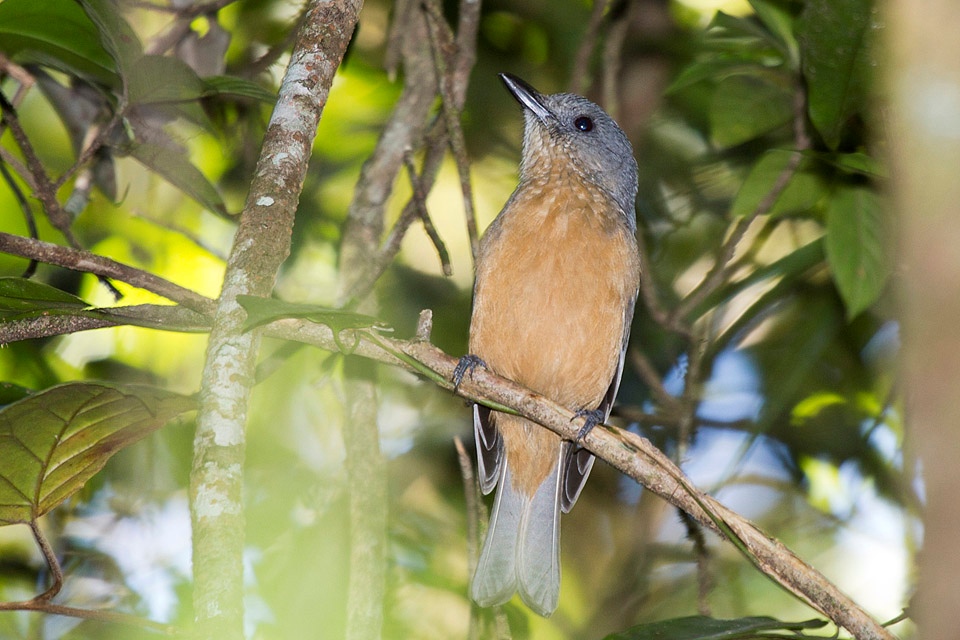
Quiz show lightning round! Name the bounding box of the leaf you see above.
[710,75,793,148]
[236,295,390,334]
[127,141,227,216]
[0,383,33,407]
[827,151,887,179]
[825,185,889,318]
[203,75,277,103]
[0,0,117,85]
[603,615,827,640]
[748,0,799,67]
[0,382,195,525]
[0,278,89,314]
[797,0,879,149]
[731,149,827,218]
[127,55,206,106]
[77,0,143,79]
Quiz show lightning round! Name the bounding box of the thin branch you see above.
[0,305,211,344]
[0,90,76,241]
[252,319,894,640]
[30,520,63,602]
[422,0,479,262]
[671,87,812,325]
[404,151,452,275]
[569,0,611,94]
[0,232,216,315]
[601,0,633,120]
[0,599,177,634]
[337,1,438,303]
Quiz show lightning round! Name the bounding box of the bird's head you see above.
[500,72,639,226]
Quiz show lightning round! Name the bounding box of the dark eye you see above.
[574,116,594,132]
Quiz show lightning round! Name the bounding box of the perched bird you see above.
[459,73,640,616]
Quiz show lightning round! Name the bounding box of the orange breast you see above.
[469,177,640,493]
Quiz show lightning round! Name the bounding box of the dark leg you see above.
[573,407,605,442]
[453,354,487,391]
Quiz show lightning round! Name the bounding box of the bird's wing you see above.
[560,292,637,512]
[474,404,502,494]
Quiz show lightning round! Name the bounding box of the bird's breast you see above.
[470,181,640,410]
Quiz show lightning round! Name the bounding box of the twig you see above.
[250,320,895,640]
[454,435,483,640]
[403,151,452,275]
[601,0,633,120]
[671,86,812,325]
[344,0,481,304]
[30,520,63,601]
[0,599,177,634]
[0,232,216,315]
[569,0,611,94]
[338,1,437,303]
[422,0,479,262]
[0,91,77,242]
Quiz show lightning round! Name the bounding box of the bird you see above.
[457,73,640,617]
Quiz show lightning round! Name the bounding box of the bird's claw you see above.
[573,408,605,443]
[453,354,487,391]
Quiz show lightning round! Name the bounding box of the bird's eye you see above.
[574,116,594,132]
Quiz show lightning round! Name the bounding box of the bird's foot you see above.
[453,354,487,391]
[573,408,605,442]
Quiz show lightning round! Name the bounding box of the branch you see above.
[257,317,894,640]
[188,1,362,638]
[0,232,216,315]
[0,305,211,344]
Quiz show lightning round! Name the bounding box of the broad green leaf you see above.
[603,615,827,640]
[731,149,827,218]
[825,185,889,318]
[0,278,89,317]
[797,0,879,149]
[710,75,793,148]
[203,76,277,103]
[0,382,195,525]
[236,295,390,334]
[128,141,227,216]
[0,0,117,85]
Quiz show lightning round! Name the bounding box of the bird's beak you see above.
[499,73,554,124]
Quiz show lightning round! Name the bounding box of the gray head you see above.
[500,73,639,227]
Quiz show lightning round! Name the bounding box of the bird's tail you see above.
[470,452,563,617]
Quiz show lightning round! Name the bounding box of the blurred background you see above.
[0,0,911,638]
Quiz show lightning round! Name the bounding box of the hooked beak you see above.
[499,73,554,123]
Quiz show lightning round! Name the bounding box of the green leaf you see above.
[127,55,206,105]
[0,383,33,407]
[710,75,793,148]
[731,149,827,218]
[797,0,879,149]
[0,0,117,85]
[0,277,89,315]
[236,295,390,334]
[77,0,143,79]
[828,151,887,179]
[603,615,827,640]
[748,0,799,67]
[825,185,889,318]
[0,382,195,525]
[127,141,227,216]
[203,75,277,103]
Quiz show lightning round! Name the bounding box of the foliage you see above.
[0,0,910,638]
